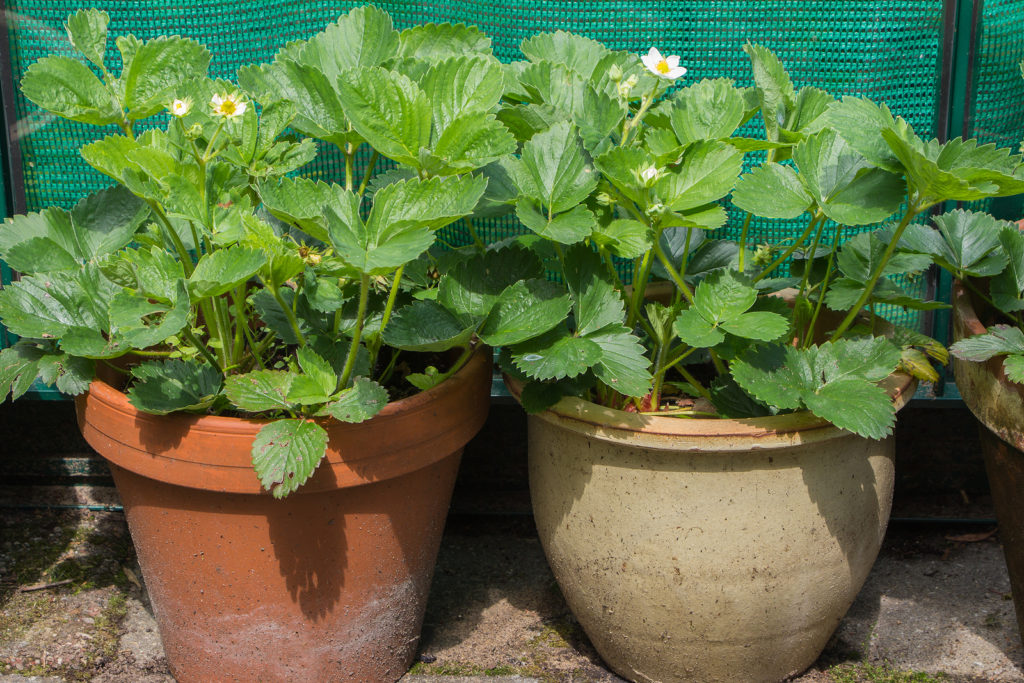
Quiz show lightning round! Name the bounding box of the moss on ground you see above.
[829,662,948,683]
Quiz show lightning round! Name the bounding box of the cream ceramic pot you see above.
[523,371,916,683]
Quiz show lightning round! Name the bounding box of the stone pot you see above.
[75,349,492,683]
[951,279,1024,642]
[510,368,916,683]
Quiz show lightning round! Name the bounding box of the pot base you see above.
[110,454,459,683]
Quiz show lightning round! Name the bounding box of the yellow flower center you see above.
[656,60,671,75]
[220,99,238,115]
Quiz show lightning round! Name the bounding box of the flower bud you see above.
[608,64,624,82]
[594,192,615,206]
[185,123,203,140]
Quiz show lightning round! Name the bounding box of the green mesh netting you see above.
[968,0,1024,220]
[3,0,947,334]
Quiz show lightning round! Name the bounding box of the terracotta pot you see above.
[510,369,916,683]
[75,349,492,683]
[951,280,1024,642]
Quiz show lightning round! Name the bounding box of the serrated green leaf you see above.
[238,59,349,147]
[188,246,267,299]
[837,232,932,284]
[576,84,626,152]
[0,344,44,401]
[743,43,796,142]
[252,419,329,498]
[708,375,773,419]
[992,227,1024,314]
[720,311,789,342]
[322,377,389,422]
[511,326,602,380]
[65,9,109,70]
[563,244,623,336]
[109,279,190,349]
[300,5,399,81]
[421,55,506,131]
[1004,354,1024,384]
[519,381,569,414]
[655,140,744,212]
[794,128,904,225]
[0,268,125,358]
[296,347,337,396]
[930,210,1009,278]
[335,67,431,167]
[591,219,653,259]
[496,103,567,144]
[950,325,1024,362]
[731,163,811,220]
[382,300,475,352]
[693,269,757,323]
[224,370,295,412]
[398,22,492,62]
[120,36,211,120]
[673,309,726,348]
[515,201,596,245]
[515,120,597,213]
[333,175,485,274]
[520,31,610,80]
[478,279,571,346]
[819,96,902,173]
[257,176,349,244]
[593,145,656,205]
[126,359,223,415]
[584,324,652,397]
[730,343,814,412]
[803,379,894,439]
[438,245,544,319]
[668,78,746,143]
[21,56,121,126]
[427,111,517,175]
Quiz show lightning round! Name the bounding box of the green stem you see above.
[676,365,712,402]
[627,251,654,329]
[737,212,754,272]
[269,282,307,347]
[370,266,405,371]
[357,151,380,197]
[127,348,174,358]
[653,240,695,305]
[830,206,920,342]
[378,347,401,386]
[751,211,824,284]
[339,273,371,389]
[803,222,845,348]
[231,286,247,364]
[344,148,354,192]
[798,215,829,299]
[147,202,194,276]
[655,345,698,377]
[182,327,222,374]
[464,217,487,250]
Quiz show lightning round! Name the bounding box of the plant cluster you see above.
[3,5,1024,495]
[932,61,1024,380]
[487,33,1024,439]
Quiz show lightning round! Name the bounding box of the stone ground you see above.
[0,505,1022,683]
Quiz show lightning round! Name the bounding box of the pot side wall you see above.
[528,412,895,683]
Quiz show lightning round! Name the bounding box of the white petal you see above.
[641,47,662,73]
[665,55,681,68]
[668,66,688,79]
[234,101,248,116]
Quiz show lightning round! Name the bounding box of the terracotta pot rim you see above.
[86,345,489,435]
[77,347,492,493]
[505,371,916,446]
[952,279,989,338]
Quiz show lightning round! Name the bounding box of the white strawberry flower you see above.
[639,164,661,186]
[169,97,192,117]
[210,92,247,119]
[641,47,687,80]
